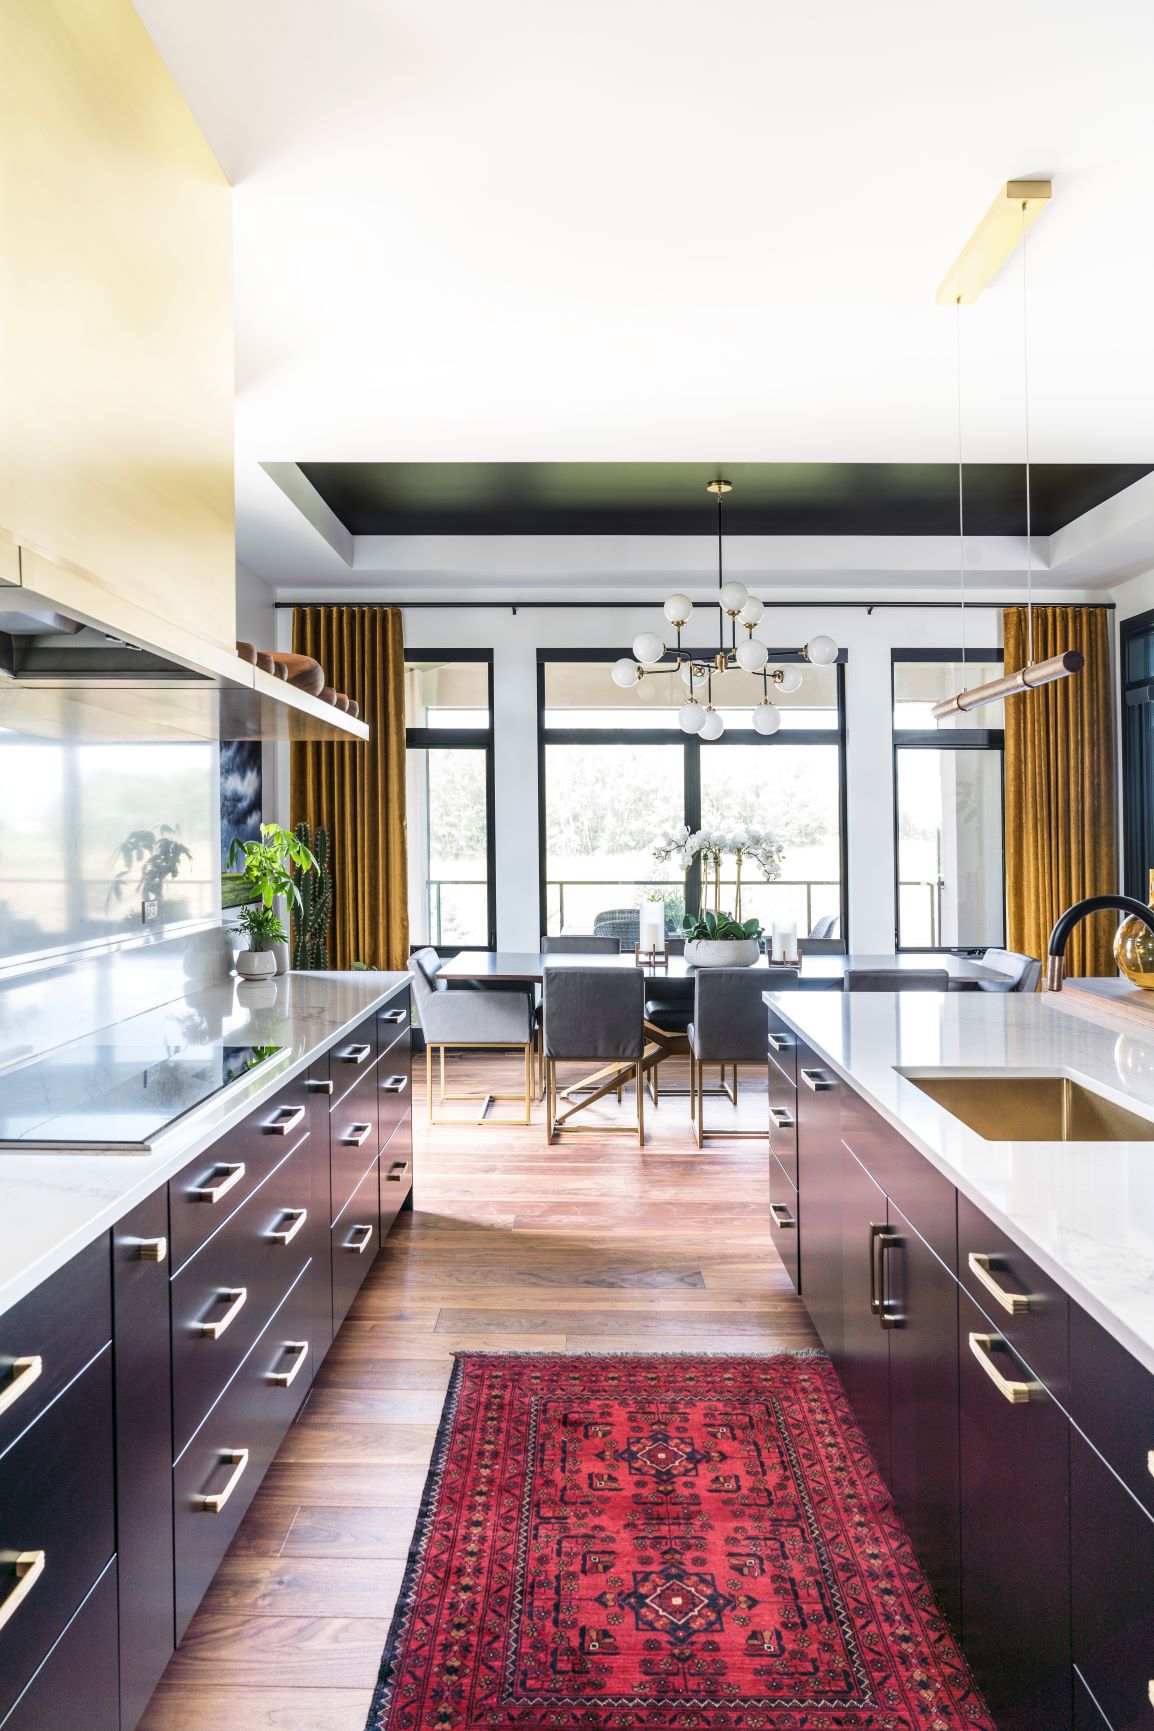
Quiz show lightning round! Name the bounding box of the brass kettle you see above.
[1114,869,1154,989]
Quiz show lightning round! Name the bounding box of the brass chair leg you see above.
[695,1058,704,1149]
[523,1042,532,1126]
[545,1057,556,1144]
[636,1059,645,1145]
[426,1043,434,1123]
[439,1046,447,1104]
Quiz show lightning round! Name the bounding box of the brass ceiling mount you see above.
[706,479,732,497]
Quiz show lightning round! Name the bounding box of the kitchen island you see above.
[763,986,1154,1731]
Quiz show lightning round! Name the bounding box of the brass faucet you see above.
[1045,895,1154,991]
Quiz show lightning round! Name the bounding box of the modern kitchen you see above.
[2,5,1154,1731]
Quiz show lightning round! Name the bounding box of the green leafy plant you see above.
[234,903,288,951]
[226,822,317,914]
[292,821,333,969]
[681,909,764,942]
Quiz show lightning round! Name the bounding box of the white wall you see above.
[236,560,288,826]
[399,603,1002,953]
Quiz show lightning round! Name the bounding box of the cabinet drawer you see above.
[842,1096,956,1269]
[1068,1304,1154,1523]
[767,1062,798,1185]
[380,1112,413,1239]
[1072,1426,1154,1731]
[169,1071,316,1271]
[330,1018,379,1111]
[171,1135,315,1456]
[1073,1671,1114,1731]
[1,1560,119,1731]
[768,1152,800,1292]
[330,1060,380,1224]
[765,1007,797,1085]
[376,1059,411,1153]
[173,1263,313,1641]
[0,1236,110,1457]
[958,1190,1068,1399]
[377,994,410,1063]
[0,1348,115,1724]
[332,1160,380,1330]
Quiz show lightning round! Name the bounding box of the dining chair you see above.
[974,947,1042,992]
[844,968,949,992]
[543,966,646,1145]
[688,967,798,1147]
[541,934,621,953]
[807,913,841,940]
[797,936,847,955]
[408,947,535,1125]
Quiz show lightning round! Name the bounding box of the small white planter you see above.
[236,948,277,981]
[684,937,761,969]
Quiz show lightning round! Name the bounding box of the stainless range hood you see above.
[0,607,205,680]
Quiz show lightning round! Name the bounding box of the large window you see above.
[1121,610,1154,899]
[892,653,1005,950]
[540,654,845,938]
[405,654,494,948]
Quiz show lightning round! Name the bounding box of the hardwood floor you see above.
[138,1052,816,1731]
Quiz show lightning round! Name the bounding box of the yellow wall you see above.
[0,0,235,649]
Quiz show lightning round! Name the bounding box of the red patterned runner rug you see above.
[366,1352,994,1731]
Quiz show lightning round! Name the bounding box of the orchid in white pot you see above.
[653,825,784,922]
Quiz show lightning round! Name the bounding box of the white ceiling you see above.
[133,0,1154,597]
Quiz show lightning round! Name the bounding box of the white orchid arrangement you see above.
[653,825,784,921]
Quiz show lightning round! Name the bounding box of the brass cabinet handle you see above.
[269,1341,309,1388]
[307,1078,335,1095]
[380,1007,407,1024]
[198,1448,250,1513]
[264,1104,305,1136]
[0,1354,43,1418]
[343,1122,372,1147]
[340,1042,372,1065]
[380,1075,409,1095]
[868,1222,887,1316]
[800,1068,835,1092]
[199,1287,248,1340]
[767,1032,793,1053]
[967,1252,1032,1316]
[877,1231,900,1330]
[136,1237,167,1263]
[968,1332,1038,1404]
[769,1106,796,1130]
[769,1201,795,1229]
[0,1551,46,1633]
[385,1160,410,1182]
[269,1208,307,1245]
[193,1162,245,1204]
[345,1224,373,1255]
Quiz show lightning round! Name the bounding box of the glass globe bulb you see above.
[805,633,839,666]
[739,595,765,626]
[775,665,803,694]
[632,631,666,665]
[663,593,693,627]
[678,700,706,735]
[611,657,640,688]
[735,637,769,673]
[751,701,782,736]
[719,581,749,614]
[699,708,726,741]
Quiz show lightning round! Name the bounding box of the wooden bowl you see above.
[255,652,276,675]
[346,699,360,719]
[265,652,325,696]
[319,686,339,705]
[332,692,351,712]
[235,640,257,664]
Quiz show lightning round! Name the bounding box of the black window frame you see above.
[536,647,849,943]
[404,647,496,952]
[1120,607,1154,900]
[891,647,1006,954]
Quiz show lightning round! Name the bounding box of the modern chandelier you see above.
[609,480,839,740]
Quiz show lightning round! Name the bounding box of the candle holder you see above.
[634,943,669,971]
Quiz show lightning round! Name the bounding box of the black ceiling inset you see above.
[296,461,1153,538]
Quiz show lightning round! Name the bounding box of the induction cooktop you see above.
[0,1041,287,1152]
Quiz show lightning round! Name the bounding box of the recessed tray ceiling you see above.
[296,461,1154,539]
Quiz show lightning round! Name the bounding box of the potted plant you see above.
[654,825,783,923]
[226,822,318,976]
[682,908,764,968]
[233,903,289,980]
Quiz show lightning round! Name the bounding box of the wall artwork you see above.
[220,740,262,907]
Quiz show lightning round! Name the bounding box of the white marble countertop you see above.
[0,970,408,1317]
[764,988,1154,1376]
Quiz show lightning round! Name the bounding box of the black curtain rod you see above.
[274,598,1114,612]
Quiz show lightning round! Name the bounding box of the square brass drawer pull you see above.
[380,1075,409,1095]
[268,1208,307,1246]
[264,1104,305,1136]
[198,1448,250,1513]
[269,1340,309,1388]
[968,1332,1038,1404]
[340,1043,372,1065]
[136,1237,167,1263]
[0,1354,43,1418]
[769,1107,796,1130]
[800,1068,835,1092]
[345,1224,373,1254]
[198,1287,248,1340]
[768,1033,793,1052]
[769,1202,795,1229]
[380,1008,407,1024]
[385,1160,410,1181]
[193,1162,245,1204]
[307,1077,334,1094]
[967,1252,1032,1316]
[342,1122,372,1147]
[0,1550,46,1633]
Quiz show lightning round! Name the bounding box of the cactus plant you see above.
[292,821,332,968]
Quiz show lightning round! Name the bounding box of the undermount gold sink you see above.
[899,1071,1154,1142]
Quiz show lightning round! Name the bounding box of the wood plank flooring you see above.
[138,1052,816,1731]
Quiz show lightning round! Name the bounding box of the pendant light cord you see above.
[717,487,725,656]
[955,296,967,670]
[1021,199,1034,666]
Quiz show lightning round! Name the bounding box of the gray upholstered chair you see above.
[592,907,641,944]
[844,968,949,992]
[687,967,798,1147]
[543,966,645,1145]
[797,936,847,956]
[541,934,621,953]
[408,947,535,1125]
[975,947,1041,992]
[808,913,841,940]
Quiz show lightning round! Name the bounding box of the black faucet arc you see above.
[1045,894,1154,991]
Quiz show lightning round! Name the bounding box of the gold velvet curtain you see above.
[290,607,408,969]
[1004,605,1117,978]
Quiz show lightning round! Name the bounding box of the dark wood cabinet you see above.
[768,1151,799,1292]
[836,1140,892,1482]
[2,1561,120,1731]
[112,1193,174,1731]
[1071,1427,1154,1731]
[332,1157,382,1329]
[958,1190,1068,1400]
[794,1042,845,1356]
[1068,1303,1154,1524]
[958,1284,1071,1730]
[0,1235,110,1457]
